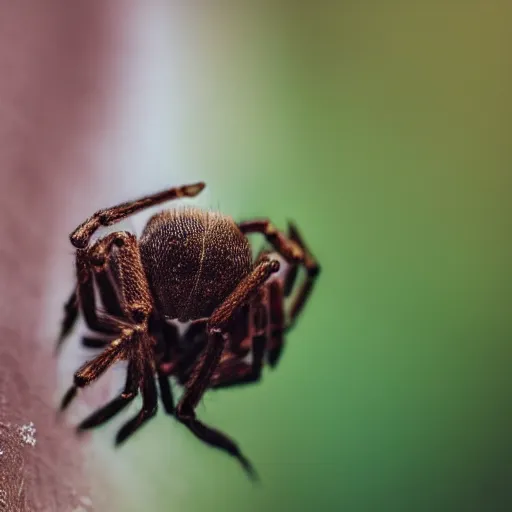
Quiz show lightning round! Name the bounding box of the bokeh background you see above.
[2,2,511,511]
[100,3,511,511]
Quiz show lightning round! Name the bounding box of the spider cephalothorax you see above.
[58,182,319,478]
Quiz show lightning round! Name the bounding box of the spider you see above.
[57,182,320,478]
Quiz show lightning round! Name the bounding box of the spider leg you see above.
[210,333,266,389]
[70,230,154,340]
[86,230,159,445]
[283,261,299,298]
[60,327,136,411]
[158,372,175,415]
[57,254,127,354]
[60,182,204,346]
[70,182,205,249]
[178,333,258,479]
[157,321,207,416]
[228,303,251,355]
[115,356,158,445]
[286,222,320,327]
[63,230,158,446]
[76,233,136,352]
[175,257,279,479]
[77,361,138,431]
[156,321,179,415]
[80,336,110,349]
[238,219,304,264]
[179,258,278,410]
[173,319,208,386]
[265,279,285,368]
[76,249,120,335]
[211,290,268,389]
[92,254,126,320]
[56,241,124,353]
[238,219,319,371]
[238,219,320,326]
[275,221,308,299]
[57,287,79,351]
[180,412,258,479]
[257,240,298,298]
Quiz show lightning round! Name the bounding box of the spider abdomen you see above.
[139,208,252,321]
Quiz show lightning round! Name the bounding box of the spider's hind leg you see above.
[238,219,320,330]
[209,334,266,389]
[77,361,138,432]
[285,222,320,328]
[266,223,320,367]
[210,292,267,389]
[267,279,286,368]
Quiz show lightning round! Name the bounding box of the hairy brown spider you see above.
[57,182,319,478]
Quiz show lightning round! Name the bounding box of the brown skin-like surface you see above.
[0,2,135,510]
[58,182,321,480]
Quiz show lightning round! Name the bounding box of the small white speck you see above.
[18,421,37,447]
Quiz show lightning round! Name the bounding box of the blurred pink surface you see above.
[0,2,135,510]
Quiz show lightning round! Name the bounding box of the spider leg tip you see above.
[59,386,78,411]
[186,182,206,196]
[236,453,260,482]
[76,417,94,433]
[114,427,130,447]
[243,461,260,483]
[287,220,298,231]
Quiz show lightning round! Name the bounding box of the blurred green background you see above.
[108,3,512,511]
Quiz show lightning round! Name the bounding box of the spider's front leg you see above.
[60,231,159,445]
[57,231,135,353]
[57,182,205,351]
[69,182,205,249]
[175,257,280,479]
[57,244,121,352]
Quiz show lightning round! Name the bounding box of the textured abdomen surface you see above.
[139,208,252,321]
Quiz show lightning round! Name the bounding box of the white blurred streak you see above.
[42,3,205,509]
[102,1,212,235]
